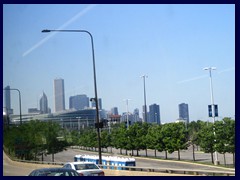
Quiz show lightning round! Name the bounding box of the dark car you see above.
[28,167,80,176]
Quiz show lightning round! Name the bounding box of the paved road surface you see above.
[2,152,191,176]
[41,147,235,172]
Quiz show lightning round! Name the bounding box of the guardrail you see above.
[5,152,234,176]
[97,165,235,176]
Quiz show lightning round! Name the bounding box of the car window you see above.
[86,164,99,169]
[63,164,70,169]
[75,164,99,170]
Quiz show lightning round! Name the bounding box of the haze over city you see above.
[3,4,235,123]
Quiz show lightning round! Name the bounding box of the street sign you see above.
[208,104,218,117]
[208,105,212,117]
[214,104,218,117]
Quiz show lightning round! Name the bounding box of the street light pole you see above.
[42,29,102,164]
[203,67,219,165]
[3,88,22,125]
[141,75,148,123]
[123,99,131,129]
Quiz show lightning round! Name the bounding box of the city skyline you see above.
[3,4,235,123]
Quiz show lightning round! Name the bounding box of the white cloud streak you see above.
[22,4,97,57]
[177,67,235,84]
[177,75,208,84]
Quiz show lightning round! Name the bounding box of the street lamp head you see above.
[203,67,216,71]
[42,29,51,33]
[140,75,148,78]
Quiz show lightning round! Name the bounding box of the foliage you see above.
[4,117,235,164]
[3,120,69,160]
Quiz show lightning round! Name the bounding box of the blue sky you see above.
[3,4,235,123]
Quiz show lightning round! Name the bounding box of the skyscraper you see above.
[111,107,119,115]
[133,108,140,123]
[149,104,161,124]
[179,103,189,124]
[40,92,48,114]
[54,78,65,112]
[69,94,89,110]
[3,85,13,114]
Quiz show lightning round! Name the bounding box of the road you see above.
[3,148,235,176]
[42,147,235,172]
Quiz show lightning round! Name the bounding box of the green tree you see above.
[187,121,202,161]
[111,123,128,154]
[146,124,164,157]
[198,122,215,164]
[101,130,112,152]
[44,121,68,162]
[125,124,136,155]
[162,122,188,160]
[215,118,235,166]
[26,120,46,160]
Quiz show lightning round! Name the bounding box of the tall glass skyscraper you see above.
[69,94,89,110]
[40,92,48,114]
[149,104,161,124]
[178,103,189,124]
[133,108,140,123]
[54,78,65,112]
[3,85,13,114]
[111,107,119,115]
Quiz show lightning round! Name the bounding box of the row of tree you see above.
[73,118,235,166]
[3,117,235,166]
[3,120,68,161]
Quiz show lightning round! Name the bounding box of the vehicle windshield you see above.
[75,164,99,170]
[31,169,79,176]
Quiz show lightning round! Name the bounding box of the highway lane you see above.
[4,151,33,176]
[3,152,190,176]
[3,150,234,176]
[41,148,235,172]
[3,151,62,176]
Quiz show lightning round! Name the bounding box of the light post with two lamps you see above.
[123,99,131,129]
[141,75,148,123]
[42,29,102,164]
[203,66,219,165]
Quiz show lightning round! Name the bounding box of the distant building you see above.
[108,114,121,124]
[178,103,189,124]
[149,104,161,124]
[133,108,140,123]
[91,98,102,110]
[54,78,65,112]
[3,86,13,115]
[111,107,119,115]
[11,109,106,130]
[40,92,48,114]
[121,112,133,126]
[69,94,89,110]
[28,108,40,114]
